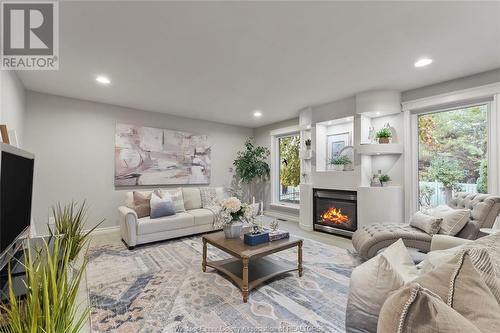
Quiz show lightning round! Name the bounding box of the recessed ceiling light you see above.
[253,110,262,117]
[414,58,433,68]
[376,112,381,116]
[96,75,111,85]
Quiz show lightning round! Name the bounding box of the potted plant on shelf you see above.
[216,197,254,239]
[305,139,311,150]
[376,128,392,144]
[329,155,351,171]
[379,174,391,187]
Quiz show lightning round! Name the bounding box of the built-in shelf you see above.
[355,144,403,156]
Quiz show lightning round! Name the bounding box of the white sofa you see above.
[118,187,225,249]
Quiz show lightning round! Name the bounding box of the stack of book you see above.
[267,229,290,241]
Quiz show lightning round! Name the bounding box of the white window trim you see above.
[270,125,301,206]
[402,82,500,220]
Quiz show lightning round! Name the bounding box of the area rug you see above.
[86,235,356,333]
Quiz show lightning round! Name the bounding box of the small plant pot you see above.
[223,221,243,239]
[306,145,311,150]
[332,164,344,171]
[380,181,390,187]
[344,163,353,171]
[378,137,391,144]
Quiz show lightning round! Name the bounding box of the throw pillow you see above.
[416,248,500,310]
[156,188,185,212]
[133,191,152,218]
[150,192,176,219]
[431,205,470,236]
[345,239,418,333]
[377,283,482,333]
[200,187,218,208]
[409,211,442,235]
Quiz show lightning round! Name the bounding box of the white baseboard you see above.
[32,225,120,238]
[90,226,120,235]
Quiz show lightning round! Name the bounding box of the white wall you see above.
[0,71,26,147]
[24,91,253,234]
[402,68,500,101]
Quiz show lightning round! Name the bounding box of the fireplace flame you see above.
[321,207,350,224]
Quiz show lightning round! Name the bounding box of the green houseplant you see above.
[232,138,270,203]
[50,201,104,262]
[376,128,392,144]
[329,155,351,171]
[379,174,391,186]
[0,237,89,333]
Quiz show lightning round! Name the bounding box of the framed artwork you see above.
[115,123,211,186]
[327,132,351,162]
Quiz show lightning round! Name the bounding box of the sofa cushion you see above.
[133,191,153,218]
[137,212,194,235]
[187,208,215,226]
[378,283,482,333]
[431,205,470,236]
[200,187,218,208]
[150,192,176,219]
[409,211,442,235]
[417,248,500,307]
[414,252,500,332]
[346,239,418,333]
[182,188,202,210]
[157,188,185,212]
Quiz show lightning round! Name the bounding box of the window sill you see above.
[270,202,300,212]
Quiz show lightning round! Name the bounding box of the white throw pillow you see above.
[346,239,418,333]
[409,211,443,235]
[431,205,470,236]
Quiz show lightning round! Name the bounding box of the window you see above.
[278,134,300,204]
[417,104,488,209]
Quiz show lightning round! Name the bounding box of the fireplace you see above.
[313,189,357,237]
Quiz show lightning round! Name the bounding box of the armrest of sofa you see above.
[430,234,473,252]
[118,206,138,248]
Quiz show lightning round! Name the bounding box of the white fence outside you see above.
[419,181,478,207]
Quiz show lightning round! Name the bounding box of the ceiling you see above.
[18,1,500,128]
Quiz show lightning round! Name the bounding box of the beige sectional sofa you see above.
[118,187,225,249]
[346,232,500,333]
[352,193,500,259]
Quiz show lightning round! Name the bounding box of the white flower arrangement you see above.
[215,197,254,228]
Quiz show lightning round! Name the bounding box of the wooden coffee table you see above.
[202,232,303,302]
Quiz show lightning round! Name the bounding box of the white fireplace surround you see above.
[297,90,405,232]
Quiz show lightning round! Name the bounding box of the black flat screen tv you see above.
[0,144,34,256]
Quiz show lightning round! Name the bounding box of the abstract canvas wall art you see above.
[115,123,211,186]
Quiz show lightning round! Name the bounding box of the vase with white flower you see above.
[217,197,254,239]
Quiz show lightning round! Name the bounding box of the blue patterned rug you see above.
[86,235,355,332]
